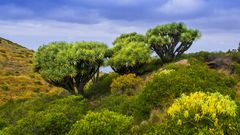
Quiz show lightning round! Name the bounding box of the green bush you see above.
[0,117,8,130]
[0,92,68,124]
[136,61,238,120]
[1,112,71,135]
[234,63,240,76]
[99,95,136,116]
[68,110,133,135]
[111,73,141,96]
[45,95,89,121]
[165,92,239,134]
[134,92,240,135]
[0,94,88,126]
[136,57,162,74]
[85,73,119,98]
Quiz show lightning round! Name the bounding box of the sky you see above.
[0,0,240,52]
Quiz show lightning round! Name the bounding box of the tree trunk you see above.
[77,83,85,95]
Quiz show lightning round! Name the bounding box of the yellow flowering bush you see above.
[136,62,237,121]
[167,92,238,134]
[111,73,141,96]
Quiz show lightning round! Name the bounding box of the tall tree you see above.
[33,42,107,95]
[107,32,151,75]
[146,22,201,63]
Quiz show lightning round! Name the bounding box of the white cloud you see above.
[188,32,240,52]
[0,19,149,50]
[158,0,205,15]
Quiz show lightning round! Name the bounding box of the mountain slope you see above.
[0,37,34,76]
[0,37,61,104]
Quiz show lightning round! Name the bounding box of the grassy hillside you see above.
[0,37,239,134]
[0,37,33,76]
[0,37,61,104]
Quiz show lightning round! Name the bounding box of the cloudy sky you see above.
[0,0,240,52]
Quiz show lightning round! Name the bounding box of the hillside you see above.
[0,37,33,76]
[0,37,239,134]
[0,37,61,104]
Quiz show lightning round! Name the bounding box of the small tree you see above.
[33,42,107,95]
[107,32,151,75]
[146,22,201,63]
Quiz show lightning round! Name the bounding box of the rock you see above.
[175,59,190,66]
[206,56,234,71]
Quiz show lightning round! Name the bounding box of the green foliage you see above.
[85,73,119,98]
[33,41,107,95]
[45,95,89,121]
[146,22,201,63]
[166,92,238,134]
[134,92,240,135]
[1,112,71,135]
[136,61,237,120]
[234,63,240,75]
[108,32,152,75]
[180,51,212,62]
[111,74,141,96]
[99,95,136,116]
[113,32,145,46]
[0,117,8,130]
[0,94,89,129]
[136,57,162,74]
[68,110,133,135]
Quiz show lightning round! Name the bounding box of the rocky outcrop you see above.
[205,56,234,71]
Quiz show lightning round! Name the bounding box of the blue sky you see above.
[0,0,240,52]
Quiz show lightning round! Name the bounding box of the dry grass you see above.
[0,37,61,104]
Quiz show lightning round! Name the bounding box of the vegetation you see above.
[135,92,240,135]
[107,32,151,75]
[34,42,107,95]
[146,22,201,63]
[166,92,238,134]
[0,37,59,104]
[136,60,237,120]
[1,22,240,134]
[68,110,133,135]
[111,73,141,96]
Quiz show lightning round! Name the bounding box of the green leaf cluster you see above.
[33,41,107,95]
[107,33,151,75]
[68,110,133,135]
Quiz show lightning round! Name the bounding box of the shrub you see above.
[234,63,240,75]
[0,117,8,130]
[0,94,88,126]
[165,92,239,134]
[136,57,162,74]
[85,73,119,98]
[135,92,240,135]
[111,74,141,96]
[46,95,89,121]
[99,95,136,116]
[0,93,68,124]
[68,110,133,135]
[136,62,238,120]
[1,112,71,135]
